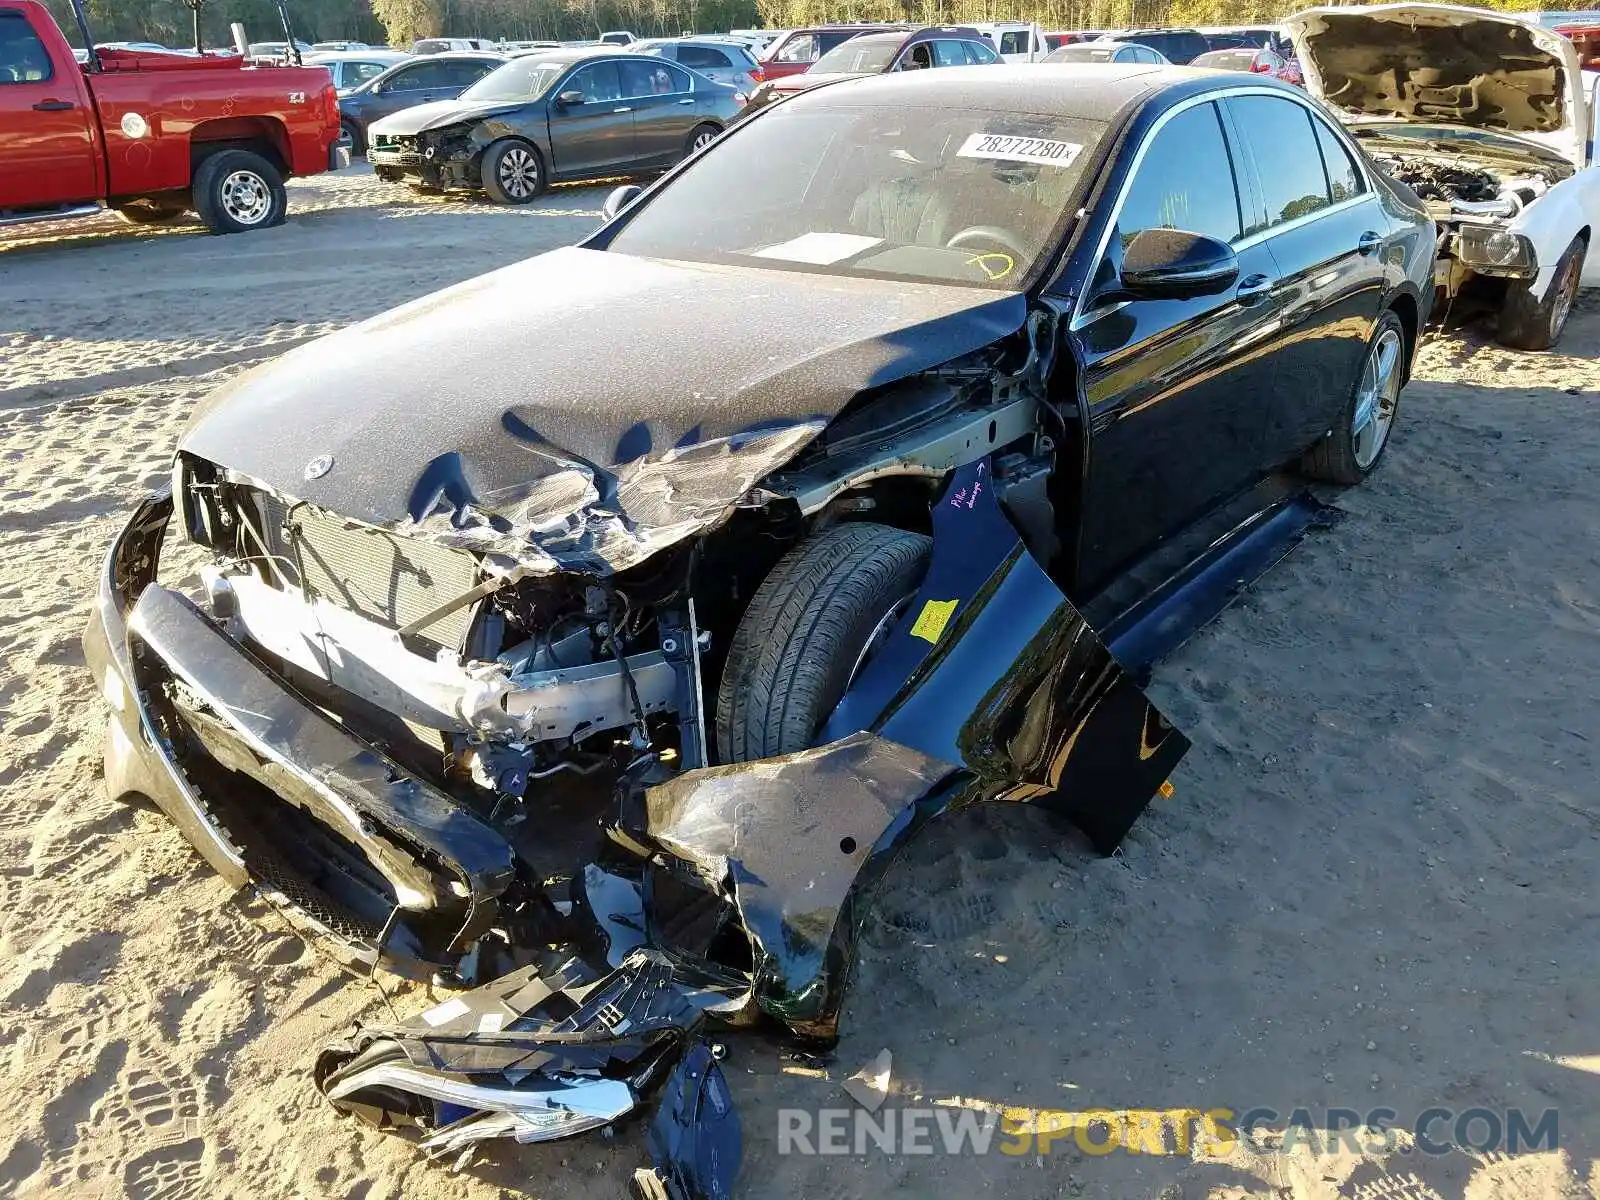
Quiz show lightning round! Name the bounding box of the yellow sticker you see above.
[1158,779,1175,799]
[909,598,959,645]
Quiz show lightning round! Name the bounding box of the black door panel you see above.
[1068,99,1284,596]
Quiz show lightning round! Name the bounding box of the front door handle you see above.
[613,106,633,113]
[1236,272,1274,305]
[1357,230,1384,256]
[677,97,694,105]
[33,99,76,112]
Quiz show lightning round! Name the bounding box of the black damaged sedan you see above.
[366,47,745,201]
[86,66,1433,1161]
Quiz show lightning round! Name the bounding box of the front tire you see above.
[1498,235,1584,350]
[716,523,931,763]
[192,149,286,234]
[481,140,544,204]
[1301,309,1406,485]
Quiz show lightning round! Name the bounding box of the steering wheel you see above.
[945,225,1029,282]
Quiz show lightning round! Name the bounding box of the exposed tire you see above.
[1301,309,1407,485]
[192,149,286,234]
[682,123,720,161]
[374,167,404,183]
[481,140,544,204]
[113,200,188,225]
[716,522,932,763]
[339,118,364,156]
[1497,234,1584,350]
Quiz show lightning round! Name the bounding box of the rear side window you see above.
[999,30,1030,54]
[1228,94,1333,228]
[0,12,54,82]
[1313,115,1365,202]
[932,40,968,67]
[1118,101,1242,244]
[679,45,734,69]
[963,39,1000,64]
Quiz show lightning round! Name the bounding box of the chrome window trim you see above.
[1069,84,1376,330]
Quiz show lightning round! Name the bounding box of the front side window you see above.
[1228,94,1333,228]
[565,61,623,103]
[0,13,50,83]
[775,33,818,63]
[609,101,1107,289]
[899,42,934,71]
[388,62,446,91]
[1118,101,1242,245]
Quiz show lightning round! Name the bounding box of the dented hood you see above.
[1285,3,1588,167]
[368,98,531,136]
[179,247,1026,573]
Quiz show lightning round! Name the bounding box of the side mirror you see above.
[556,89,585,106]
[602,184,643,222]
[1119,228,1239,299]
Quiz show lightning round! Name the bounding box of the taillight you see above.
[1249,61,1270,73]
[748,66,764,82]
[323,81,339,126]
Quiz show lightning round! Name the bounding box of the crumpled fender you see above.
[638,461,1189,1042]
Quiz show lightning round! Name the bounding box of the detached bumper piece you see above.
[315,948,736,1155]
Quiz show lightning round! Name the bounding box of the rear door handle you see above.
[1357,230,1384,256]
[1236,272,1275,305]
[33,99,75,112]
[613,106,633,113]
[677,97,694,105]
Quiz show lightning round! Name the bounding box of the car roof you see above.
[307,50,409,62]
[787,62,1234,119]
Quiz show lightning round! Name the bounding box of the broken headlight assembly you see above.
[1455,225,1537,277]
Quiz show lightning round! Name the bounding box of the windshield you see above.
[461,59,567,101]
[812,37,900,74]
[608,101,1105,289]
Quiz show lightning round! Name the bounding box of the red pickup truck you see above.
[1,0,347,234]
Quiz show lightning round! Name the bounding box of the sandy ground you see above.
[0,166,1596,1200]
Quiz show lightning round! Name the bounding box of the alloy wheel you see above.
[691,129,717,152]
[497,147,539,199]
[1351,326,1402,470]
[1550,251,1581,342]
[220,170,273,226]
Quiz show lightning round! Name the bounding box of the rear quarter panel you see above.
[88,64,337,196]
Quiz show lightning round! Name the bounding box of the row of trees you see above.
[43,0,1587,50]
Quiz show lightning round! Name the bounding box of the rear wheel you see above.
[716,523,931,763]
[481,140,544,204]
[1301,309,1406,484]
[192,149,286,234]
[1498,234,1584,350]
[339,118,363,157]
[113,199,188,225]
[682,123,720,161]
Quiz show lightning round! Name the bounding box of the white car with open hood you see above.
[1287,2,1600,348]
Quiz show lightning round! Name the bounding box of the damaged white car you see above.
[1288,2,1600,348]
